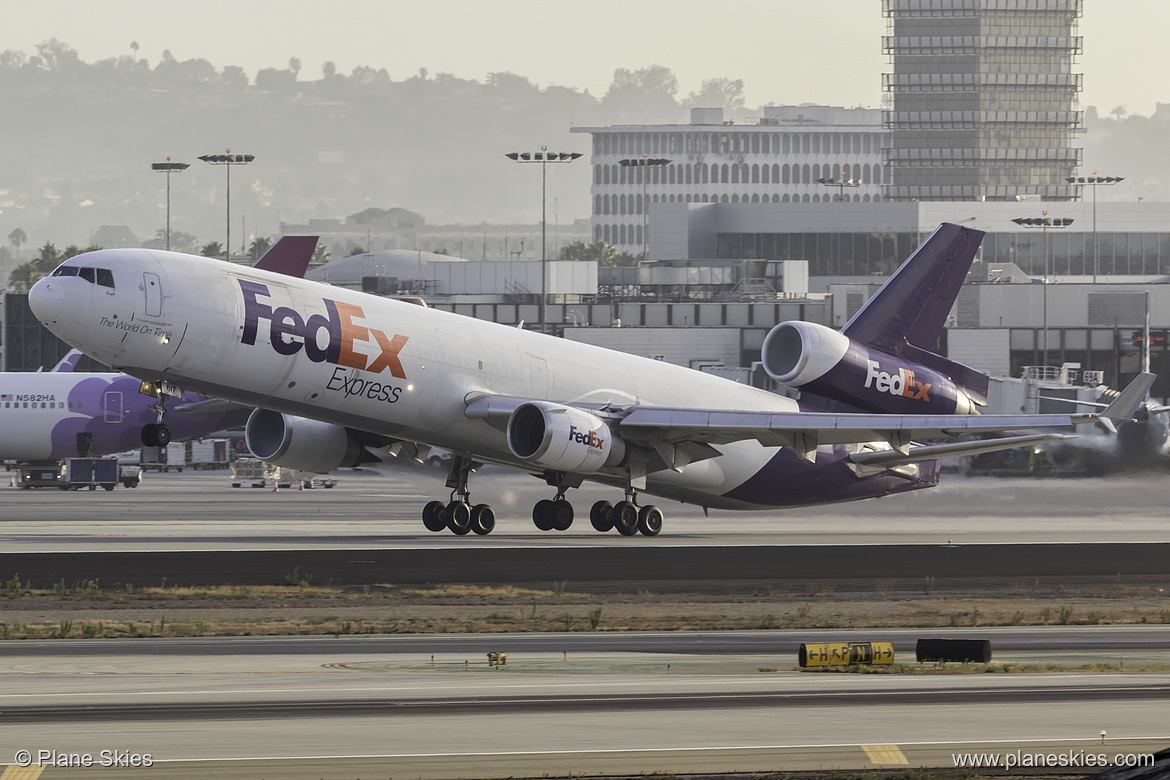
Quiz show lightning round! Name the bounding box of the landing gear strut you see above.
[589,490,662,537]
[140,393,172,448]
[532,471,580,532]
[422,455,495,536]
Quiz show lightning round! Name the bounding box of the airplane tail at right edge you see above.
[842,222,990,406]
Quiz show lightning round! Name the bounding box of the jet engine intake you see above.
[245,409,366,473]
[762,320,977,415]
[506,402,626,473]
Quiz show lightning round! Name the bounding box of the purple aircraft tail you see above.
[841,222,988,405]
[253,235,319,278]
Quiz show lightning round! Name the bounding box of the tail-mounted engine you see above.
[245,409,368,473]
[762,320,979,415]
[506,401,626,473]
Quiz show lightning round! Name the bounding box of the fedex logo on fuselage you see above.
[568,425,605,450]
[239,280,408,377]
[864,359,931,401]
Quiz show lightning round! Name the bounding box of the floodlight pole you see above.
[817,173,861,275]
[198,149,255,260]
[151,159,189,251]
[619,155,671,263]
[1012,213,1074,368]
[505,148,582,333]
[1067,171,1118,284]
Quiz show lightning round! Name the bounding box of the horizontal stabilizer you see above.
[849,433,1074,470]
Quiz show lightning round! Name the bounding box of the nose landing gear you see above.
[140,393,172,447]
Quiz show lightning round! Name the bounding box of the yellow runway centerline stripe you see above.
[863,744,909,765]
[1,765,46,780]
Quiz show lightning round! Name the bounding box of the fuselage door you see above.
[103,391,123,423]
[143,272,162,316]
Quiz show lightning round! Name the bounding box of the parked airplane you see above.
[27,223,1148,535]
[1,236,319,462]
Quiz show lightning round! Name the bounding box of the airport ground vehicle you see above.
[230,457,293,488]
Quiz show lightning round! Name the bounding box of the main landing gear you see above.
[140,393,172,448]
[418,464,663,537]
[422,455,496,536]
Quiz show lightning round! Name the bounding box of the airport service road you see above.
[2,465,1170,552]
[0,634,1167,779]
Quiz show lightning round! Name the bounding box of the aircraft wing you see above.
[616,408,1097,461]
[173,398,254,415]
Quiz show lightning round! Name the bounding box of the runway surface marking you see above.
[864,744,910,765]
[0,766,44,780]
[131,734,1170,765]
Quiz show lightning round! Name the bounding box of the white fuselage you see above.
[30,249,808,508]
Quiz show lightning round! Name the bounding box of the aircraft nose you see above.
[28,276,65,324]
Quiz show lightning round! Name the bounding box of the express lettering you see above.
[864,359,931,401]
[326,366,403,404]
[568,424,604,450]
[240,280,408,377]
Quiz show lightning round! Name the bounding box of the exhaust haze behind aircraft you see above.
[28,223,1146,535]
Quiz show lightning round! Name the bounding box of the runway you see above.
[3,468,1170,778]
[2,465,1170,552]
[0,633,1165,779]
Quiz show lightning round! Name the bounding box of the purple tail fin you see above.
[843,222,989,404]
[253,235,318,278]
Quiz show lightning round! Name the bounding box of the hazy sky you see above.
[0,1,1164,115]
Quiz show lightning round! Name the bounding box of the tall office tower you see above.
[882,0,1083,202]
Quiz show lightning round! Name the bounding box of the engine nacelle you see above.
[245,409,366,473]
[762,320,977,415]
[506,401,626,473]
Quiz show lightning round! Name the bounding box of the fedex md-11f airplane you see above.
[28,224,1150,536]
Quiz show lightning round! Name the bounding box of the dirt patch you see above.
[2,574,1170,640]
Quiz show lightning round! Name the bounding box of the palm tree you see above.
[8,227,26,261]
[248,236,273,262]
[200,241,224,259]
[311,245,330,264]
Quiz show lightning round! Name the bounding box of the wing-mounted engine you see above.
[762,320,979,415]
[245,409,371,473]
[506,401,627,473]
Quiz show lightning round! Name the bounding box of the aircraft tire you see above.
[422,500,447,532]
[155,424,173,447]
[446,501,472,535]
[552,499,574,531]
[533,499,555,531]
[140,424,158,448]
[637,505,663,537]
[590,501,614,532]
[470,504,496,535]
[611,501,639,536]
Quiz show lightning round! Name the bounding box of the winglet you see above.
[1098,372,1156,422]
[253,235,319,278]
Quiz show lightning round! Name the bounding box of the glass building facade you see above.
[717,230,1170,277]
[882,0,1083,202]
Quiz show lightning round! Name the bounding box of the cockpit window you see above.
[49,265,114,288]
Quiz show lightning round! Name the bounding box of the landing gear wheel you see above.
[611,501,639,536]
[154,423,172,447]
[445,501,472,535]
[637,505,663,537]
[590,500,614,532]
[470,504,496,536]
[422,500,447,532]
[533,499,555,531]
[140,423,158,448]
[551,499,574,531]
